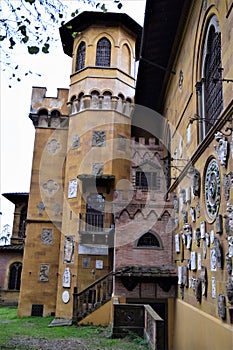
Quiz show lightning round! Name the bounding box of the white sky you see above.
[0,0,146,233]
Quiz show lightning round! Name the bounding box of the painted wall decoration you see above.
[68,179,78,198]
[41,228,53,245]
[214,237,222,268]
[183,224,192,250]
[175,234,180,253]
[197,253,202,270]
[223,174,230,201]
[63,267,71,288]
[226,203,233,233]
[62,291,70,304]
[37,202,45,215]
[173,195,179,213]
[218,294,226,319]
[214,132,228,167]
[39,264,49,281]
[200,221,206,239]
[200,266,207,296]
[190,251,196,271]
[226,277,233,304]
[190,207,196,222]
[92,163,104,175]
[212,277,216,298]
[46,138,61,154]
[196,201,200,218]
[210,248,217,271]
[225,253,232,274]
[42,179,59,195]
[92,130,106,147]
[71,134,80,149]
[228,236,233,258]
[63,236,75,264]
[215,215,223,234]
[54,203,61,216]
[204,159,221,220]
[189,166,201,197]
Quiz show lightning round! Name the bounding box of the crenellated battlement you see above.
[67,94,134,118]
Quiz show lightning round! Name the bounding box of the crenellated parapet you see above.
[29,87,69,128]
[67,94,134,118]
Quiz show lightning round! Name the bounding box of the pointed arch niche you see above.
[135,230,163,249]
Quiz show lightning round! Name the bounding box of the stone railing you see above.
[112,303,163,350]
[144,304,163,350]
[67,95,134,117]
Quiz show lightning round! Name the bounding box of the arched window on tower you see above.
[122,44,131,74]
[8,262,22,290]
[76,41,86,71]
[96,37,111,67]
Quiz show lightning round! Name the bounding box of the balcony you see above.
[79,213,114,246]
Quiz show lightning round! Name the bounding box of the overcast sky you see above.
[0,0,146,234]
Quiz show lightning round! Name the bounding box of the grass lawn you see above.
[0,306,148,349]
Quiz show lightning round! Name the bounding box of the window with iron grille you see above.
[8,262,22,290]
[200,16,223,139]
[204,29,223,133]
[76,41,86,71]
[96,37,111,67]
[135,171,160,190]
[86,193,105,231]
[137,232,162,248]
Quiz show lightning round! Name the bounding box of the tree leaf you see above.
[42,43,49,53]
[22,35,29,43]
[101,4,107,13]
[25,0,36,4]
[28,46,40,54]
[9,37,16,49]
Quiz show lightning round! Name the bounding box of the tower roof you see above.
[59,11,142,60]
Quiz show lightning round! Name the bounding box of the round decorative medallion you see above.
[62,291,70,304]
[204,159,221,220]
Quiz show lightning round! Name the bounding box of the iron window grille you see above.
[76,41,86,71]
[96,38,111,67]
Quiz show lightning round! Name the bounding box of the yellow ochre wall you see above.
[173,299,233,350]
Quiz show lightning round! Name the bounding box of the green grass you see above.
[0,306,148,349]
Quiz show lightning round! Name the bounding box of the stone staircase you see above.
[72,271,113,323]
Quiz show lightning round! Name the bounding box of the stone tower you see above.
[18,11,141,318]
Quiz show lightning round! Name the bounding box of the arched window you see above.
[51,110,60,117]
[122,44,131,74]
[96,37,111,67]
[19,205,27,238]
[8,262,22,290]
[136,231,162,249]
[76,41,86,71]
[38,108,48,127]
[200,16,223,138]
